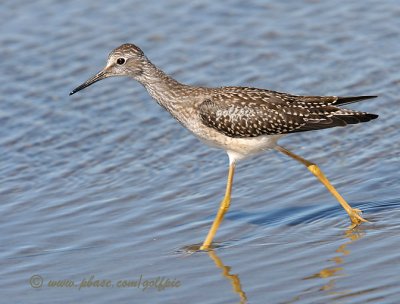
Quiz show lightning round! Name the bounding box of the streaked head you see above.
[70,43,148,95]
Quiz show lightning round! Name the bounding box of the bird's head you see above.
[70,43,148,95]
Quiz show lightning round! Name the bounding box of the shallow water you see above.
[1,0,399,303]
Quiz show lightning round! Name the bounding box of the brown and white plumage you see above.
[199,87,377,138]
[70,43,378,162]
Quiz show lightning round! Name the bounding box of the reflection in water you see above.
[180,245,247,303]
[207,250,248,304]
[286,227,365,303]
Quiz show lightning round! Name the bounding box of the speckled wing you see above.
[199,87,378,138]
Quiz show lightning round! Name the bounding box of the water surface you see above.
[1,1,399,303]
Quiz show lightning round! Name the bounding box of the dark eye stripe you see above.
[117,58,125,65]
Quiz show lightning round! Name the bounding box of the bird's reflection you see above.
[303,228,364,290]
[207,249,248,304]
[285,227,365,303]
[182,244,248,303]
[184,225,364,303]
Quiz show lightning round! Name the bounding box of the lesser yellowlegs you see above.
[70,43,378,250]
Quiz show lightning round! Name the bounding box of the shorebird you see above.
[70,43,378,250]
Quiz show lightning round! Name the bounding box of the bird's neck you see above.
[136,61,188,110]
[134,60,204,132]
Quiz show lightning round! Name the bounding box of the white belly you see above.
[177,115,283,162]
[194,125,283,162]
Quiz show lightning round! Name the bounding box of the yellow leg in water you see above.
[200,162,235,250]
[276,146,368,227]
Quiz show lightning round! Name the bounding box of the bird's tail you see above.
[332,109,378,124]
[334,95,377,106]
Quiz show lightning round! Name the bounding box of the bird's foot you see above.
[348,208,369,228]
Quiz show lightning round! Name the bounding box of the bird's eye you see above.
[117,58,125,65]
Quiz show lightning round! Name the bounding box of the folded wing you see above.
[199,87,378,138]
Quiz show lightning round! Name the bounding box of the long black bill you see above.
[69,69,108,96]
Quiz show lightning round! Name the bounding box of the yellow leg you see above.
[276,146,368,227]
[200,162,236,250]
